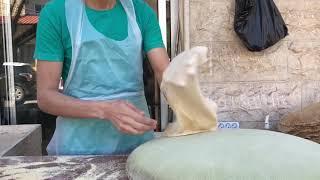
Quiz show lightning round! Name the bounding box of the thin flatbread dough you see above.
[160,46,218,137]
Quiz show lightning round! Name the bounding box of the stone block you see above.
[281,10,320,41]
[190,0,236,43]
[239,121,279,131]
[275,0,320,12]
[0,125,42,156]
[197,41,288,82]
[302,81,320,108]
[201,82,301,122]
[304,0,320,11]
[288,41,320,80]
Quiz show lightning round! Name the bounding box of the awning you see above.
[0,15,38,25]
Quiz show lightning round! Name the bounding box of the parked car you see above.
[0,62,37,104]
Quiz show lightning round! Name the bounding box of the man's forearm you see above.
[36,61,109,120]
[147,48,170,85]
[154,71,163,86]
[38,90,106,119]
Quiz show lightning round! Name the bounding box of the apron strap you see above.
[64,0,85,91]
[119,0,142,43]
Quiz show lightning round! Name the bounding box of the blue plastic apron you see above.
[46,0,154,155]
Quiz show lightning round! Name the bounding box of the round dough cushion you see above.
[126,129,320,180]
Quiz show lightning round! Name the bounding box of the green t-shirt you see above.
[34,0,164,80]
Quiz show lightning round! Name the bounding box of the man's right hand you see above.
[99,100,157,135]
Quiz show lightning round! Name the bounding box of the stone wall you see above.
[189,0,320,129]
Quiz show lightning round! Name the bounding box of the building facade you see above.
[188,0,320,129]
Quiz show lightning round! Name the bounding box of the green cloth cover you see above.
[127,129,320,180]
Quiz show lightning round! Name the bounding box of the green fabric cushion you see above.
[127,129,320,180]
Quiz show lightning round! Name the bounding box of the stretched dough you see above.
[160,46,218,137]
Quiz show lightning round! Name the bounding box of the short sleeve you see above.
[34,3,64,62]
[135,0,165,53]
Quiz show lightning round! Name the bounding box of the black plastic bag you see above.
[234,0,288,51]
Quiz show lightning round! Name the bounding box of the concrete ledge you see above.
[0,125,42,156]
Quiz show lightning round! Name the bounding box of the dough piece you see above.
[160,46,218,137]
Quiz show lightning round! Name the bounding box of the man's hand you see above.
[100,100,157,135]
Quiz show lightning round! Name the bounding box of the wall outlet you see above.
[218,121,240,129]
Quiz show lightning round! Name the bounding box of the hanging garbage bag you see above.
[234,0,288,51]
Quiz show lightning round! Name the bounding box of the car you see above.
[0,62,37,105]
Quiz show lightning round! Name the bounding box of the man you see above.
[34,0,170,155]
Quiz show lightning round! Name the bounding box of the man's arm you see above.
[37,61,102,119]
[147,48,170,84]
[37,61,156,134]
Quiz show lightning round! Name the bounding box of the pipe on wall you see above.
[157,0,191,131]
[183,0,190,50]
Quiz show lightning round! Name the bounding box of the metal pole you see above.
[3,0,17,125]
[184,0,190,50]
[158,0,168,131]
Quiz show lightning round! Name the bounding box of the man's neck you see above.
[85,0,116,10]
